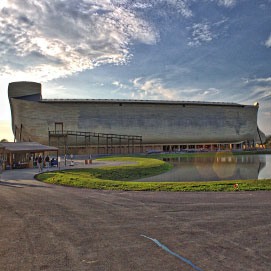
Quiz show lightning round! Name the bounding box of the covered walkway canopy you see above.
[0,142,58,169]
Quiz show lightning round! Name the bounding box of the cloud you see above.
[265,34,271,48]
[131,77,180,100]
[112,81,120,86]
[112,80,129,89]
[212,0,237,7]
[0,0,159,82]
[246,86,271,102]
[163,0,193,17]
[240,76,271,104]
[131,2,153,9]
[243,77,271,84]
[187,22,214,46]
[0,0,235,83]
[130,0,193,17]
[130,77,220,101]
[202,88,220,96]
[218,0,237,7]
[187,17,229,47]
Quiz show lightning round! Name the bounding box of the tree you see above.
[266,135,271,148]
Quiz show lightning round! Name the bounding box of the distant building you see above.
[8,81,265,154]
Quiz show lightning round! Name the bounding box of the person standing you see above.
[51,157,55,167]
[45,155,50,168]
[37,155,43,172]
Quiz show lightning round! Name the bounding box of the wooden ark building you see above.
[8,81,265,155]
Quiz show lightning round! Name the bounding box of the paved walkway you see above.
[0,162,271,271]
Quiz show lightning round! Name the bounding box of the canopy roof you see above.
[0,142,58,153]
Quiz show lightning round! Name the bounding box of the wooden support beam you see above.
[48,131,50,146]
[9,152,12,168]
[106,136,108,154]
[20,124,22,142]
[98,135,100,154]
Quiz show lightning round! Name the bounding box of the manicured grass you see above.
[36,157,174,188]
[93,157,174,181]
[36,156,271,192]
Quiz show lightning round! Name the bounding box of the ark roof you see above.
[41,98,250,107]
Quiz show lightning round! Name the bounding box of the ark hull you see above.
[8,82,260,152]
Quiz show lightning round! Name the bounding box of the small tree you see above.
[266,135,271,148]
[0,139,8,142]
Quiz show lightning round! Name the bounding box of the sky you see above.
[0,0,271,141]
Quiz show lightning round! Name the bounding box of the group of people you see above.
[36,155,57,172]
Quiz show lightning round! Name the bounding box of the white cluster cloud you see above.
[163,0,193,17]
[210,0,237,7]
[130,0,193,17]
[187,17,229,47]
[217,0,237,7]
[130,77,220,101]
[187,22,214,46]
[112,80,129,90]
[131,77,181,100]
[0,0,159,82]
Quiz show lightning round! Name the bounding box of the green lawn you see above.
[36,156,271,192]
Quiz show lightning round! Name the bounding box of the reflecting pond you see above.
[137,154,271,182]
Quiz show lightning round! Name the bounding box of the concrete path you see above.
[0,164,271,271]
[43,159,137,171]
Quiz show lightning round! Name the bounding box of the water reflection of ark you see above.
[137,155,267,182]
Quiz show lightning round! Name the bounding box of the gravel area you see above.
[0,164,271,271]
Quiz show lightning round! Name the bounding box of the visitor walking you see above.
[70,154,74,166]
[51,157,55,167]
[37,155,43,172]
[45,155,50,168]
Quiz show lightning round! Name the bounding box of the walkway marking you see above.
[140,234,202,271]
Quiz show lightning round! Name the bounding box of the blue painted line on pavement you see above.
[140,234,202,271]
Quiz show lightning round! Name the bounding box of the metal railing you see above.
[48,130,143,154]
[49,130,142,140]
